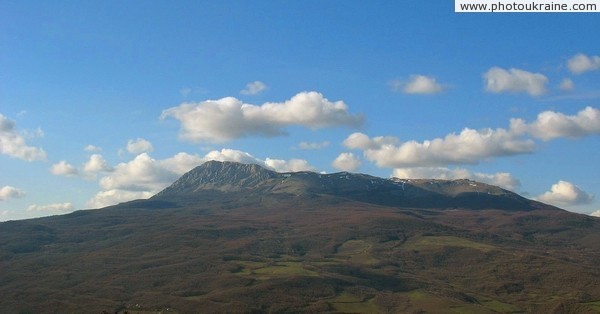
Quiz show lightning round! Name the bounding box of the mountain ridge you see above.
[152,160,553,212]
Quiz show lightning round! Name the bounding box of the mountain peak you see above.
[154,160,278,197]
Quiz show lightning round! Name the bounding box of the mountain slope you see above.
[153,160,548,211]
[1,161,599,313]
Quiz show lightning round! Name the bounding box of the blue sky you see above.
[1,1,599,221]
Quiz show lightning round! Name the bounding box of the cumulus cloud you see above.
[265,158,316,172]
[559,78,575,91]
[343,133,398,150]
[50,161,79,176]
[332,152,361,172]
[86,149,316,208]
[343,129,534,168]
[83,154,113,174]
[0,113,47,161]
[126,138,154,154]
[390,75,444,94]
[81,151,206,208]
[161,91,363,142]
[296,141,330,150]
[240,81,267,95]
[50,155,113,180]
[510,106,600,141]
[87,152,198,208]
[87,190,154,209]
[159,152,208,175]
[392,167,520,191]
[27,202,74,213]
[567,53,600,74]
[97,153,182,194]
[591,210,600,217]
[203,149,264,165]
[343,107,598,171]
[537,181,594,207]
[0,186,26,200]
[484,67,548,96]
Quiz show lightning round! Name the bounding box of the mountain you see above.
[153,160,544,211]
[1,161,600,313]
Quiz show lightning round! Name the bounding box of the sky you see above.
[1,1,599,221]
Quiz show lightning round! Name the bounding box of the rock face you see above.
[154,161,279,195]
[153,160,550,211]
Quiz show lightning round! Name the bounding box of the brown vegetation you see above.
[2,162,600,313]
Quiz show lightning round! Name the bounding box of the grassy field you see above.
[336,239,380,265]
[329,292,379,313]
[403,235,496,252]
[583,300,600,312]
[236,260,320,279]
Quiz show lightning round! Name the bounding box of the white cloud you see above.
[510,106,600,141]
[391,75,444,94]
[126,138,154,154]
[27,202,74,213]
[240,81,267,95]
[265,158,316,172]
[567,53,600,74]
[0,186,26,200]
[50,161,79,176]
[161,91,363,142]
[203,149,264,165]
[87,152,194,208]
[344,129,534,168]
[392,167,520,191]
[202,149,316,172]
[84,145,102,152]
[86,149,315,208]
[296,141,330,150]
[559,78,575,91]
[537,181,594,207]
[591,210,600,217]
[484,67,548,96]
[159,152,208,175]
[0,113,47,161]
[332,152,361,172]
[343,107,598,171]
[87,190,154,209]
[83,154,113,174]
[97,153,181,193]
[50,155,113,180]
[343,132,398,150]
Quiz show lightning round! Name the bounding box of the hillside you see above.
[1,161,600,313]
[153,160,545,211]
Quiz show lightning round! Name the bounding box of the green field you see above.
[235,260,319,279]
[404,235,496,252]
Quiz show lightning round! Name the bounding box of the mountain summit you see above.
[153,160,548,211]
[155,161,278,195]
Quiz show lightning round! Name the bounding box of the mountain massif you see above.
[1,161,600,313]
